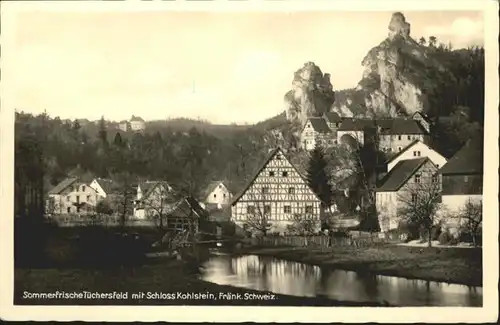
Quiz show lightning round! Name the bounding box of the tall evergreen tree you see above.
[98,116,108,147]
[113,132,124,147]
[306,144,333,208]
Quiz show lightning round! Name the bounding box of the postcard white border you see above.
[1,0,498,322]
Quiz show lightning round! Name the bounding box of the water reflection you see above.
[200,254,482,306]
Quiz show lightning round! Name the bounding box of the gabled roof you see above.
[48,177,79,195]
[324,111,342,123]
[137,180,171,198]
[170,196,209,219]
[230,147,322,205]
[376,158,429,192]
[93,178,119,194]
[306,117,332,133]
[201,180,229,199]
[412,111,432,123]
[131,115,145,122]
[384,139,444,165]
[338,118,428,135]
[439,136,483,175]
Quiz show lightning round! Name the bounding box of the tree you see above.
[142,182,182,233]
[112,172,136,229]
[243,193,273,236]
[287,213,318,236]
[98,116,108,147]
[306,144,333,210]
[397,177,442,247]
[418,37,426,46]
[456,199,483,247]
[428,36,437,47]
[96,199,114,216]
[113,132,124,147]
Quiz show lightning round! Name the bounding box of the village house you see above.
[300,117,336,150]
[89,178,117,199]
[231,147,323,235]
[130,115,146,131]
[323,111,343,131]
[337,117,431,151]
[202,181,232,206]
[132,180,175,219]
[384,139,448,173]
[118,115,146,132]
[47,177,101,215]
[167,196,209,233]
[439,136,483,233]
[118,120,129,132]
[375,157,441,234]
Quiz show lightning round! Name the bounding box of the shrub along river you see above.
[199,254,483,307]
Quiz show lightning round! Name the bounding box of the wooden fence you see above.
[254,233,392,248]
[47,214,155,228]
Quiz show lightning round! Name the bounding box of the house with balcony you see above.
[47,177,101,215]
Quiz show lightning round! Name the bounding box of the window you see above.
[305,205,313,214]
[288,187,295,194]
[66,196,70,202]
[264,205,271,214]
[398,135,402,140]
[76,195,80,204]
[415,174,421,184]
[276,154,282,160]
[86,195,91,202]
[284,206,291,213]
[436,164,439,168]
[269,171,275,177]
[223,194,226,198]
[432,174,438,183]
[417,151,421,157]
[398,147,402,152]
[282,171,288,177]
[247,206,255,214]
[411,194,417,202]
[413,151,417,157]
[77,206,81,213]
[262,187,269,194]
[67,207,71,213]
[82,185,86,191]
[213,194,217,198]
[407,135,411,140]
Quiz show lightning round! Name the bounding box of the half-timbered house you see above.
[231,147,323,235]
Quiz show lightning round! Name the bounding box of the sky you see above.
[6,9,484,124]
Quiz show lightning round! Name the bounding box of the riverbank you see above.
[239,244,482,287]
[14,258,387,306]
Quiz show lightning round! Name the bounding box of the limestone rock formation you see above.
[331,12,445,118]
[284,62,336,125]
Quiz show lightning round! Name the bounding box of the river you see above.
[199,254,482,306]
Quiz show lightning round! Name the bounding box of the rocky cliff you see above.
[284,12,448,121]
[331,12,446,118]
[284,62,336,125]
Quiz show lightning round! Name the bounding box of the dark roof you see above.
[48,177,78,195]
[170,196,209,219]
[230,147,321,205]
[376,158,429,192]
[308,117,332,133]
[439,136,483,175]
[136,180,170,198]
[94,178,118,194]
[412,111,432,122]
[131,115,145,122]
[385,139,445,165]
[324,111,342,123]
[338,118,428,135]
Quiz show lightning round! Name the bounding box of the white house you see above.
[231,147,323,235]
[385,139,448,172]
[300,117,336,150]
[202,181,232,206]
[89,178,116,199]
[130,115,146,131]
[133,181,174,219]
[440,136,483,233]
[48,177,101,215]
[376,157,441,233]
